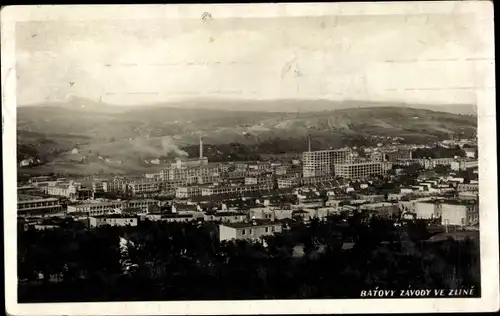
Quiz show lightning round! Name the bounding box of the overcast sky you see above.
[16,14,493,107]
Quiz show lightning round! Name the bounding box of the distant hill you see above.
[19,97,478,115]
[16,99,477,173]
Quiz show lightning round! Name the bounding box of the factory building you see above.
[302,149,353,178]
[334,162,385,179]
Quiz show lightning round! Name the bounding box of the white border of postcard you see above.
[2,2,498,315]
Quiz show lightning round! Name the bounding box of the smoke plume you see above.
[131,136,188,158]
[161,136,188,157]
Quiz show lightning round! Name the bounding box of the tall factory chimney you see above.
[199,135,203,159]
[308,134,312,152]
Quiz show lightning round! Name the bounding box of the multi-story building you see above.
[17,195,63,217]
[171,157,209,169]
[423,158,456,170]
[17,185,43,195]
[197,174,221,185]
[274,165,292,176]
[441,201,479,226]
[89,215,138,228]
[127,180,160,195]
[76,188,93,200]
[145,213,197,223]
[46,183,80,198]
[457,183,479,192]
[300,175,336,186]
[175,186,202,199]
[219,219,283,242]
[370,151,385,162]
[259,153,302,162]
[414,201,442,219]
[302,149,353,178]
[458,191,478,201]
[104,178,129,193]
[92,180,106,193]
[224,170,247,179]
[248,162,272,171]
[334,162,384,179]
[244,176,273,186]
[277,177,300,189]
[162,165,220,185]
[125,199,158,212]
[458,159,478,171]
[384,149,413,162]
[28,176,53,184]
[395,159,426,167]
[201,183,273,196]
[145,171,162,180]
[67,201,124,216]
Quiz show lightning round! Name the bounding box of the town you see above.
[18,135,479,238]
[17,135,481,301]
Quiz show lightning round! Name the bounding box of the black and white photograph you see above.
[2,2,498,315]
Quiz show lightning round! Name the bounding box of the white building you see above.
[277,178,300,189]
[47,183,80,198]
[458,191,478,201]
[441,201,479,226]
[67,201,124,216]
[127,180,160,195]
[334,162,385,179]
[245,176,273,186]
[302,149,353,178]
[219,220,283,242]
[175,186,202,199]
[457,183,479,192]
[414,201,441,219]
[201,184,273,196]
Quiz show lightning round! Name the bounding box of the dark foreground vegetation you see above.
[18,213,480,302]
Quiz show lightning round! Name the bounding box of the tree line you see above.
[18,214,480,302]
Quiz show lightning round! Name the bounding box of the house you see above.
[19,158,34,167]
[219,219,283,242]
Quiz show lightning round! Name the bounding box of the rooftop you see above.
[160,214,194,219]
[68,201,124,207]
[206,211,247,217]
[17,194,59,202]
[221,219,282,229]
[91,214,138,219]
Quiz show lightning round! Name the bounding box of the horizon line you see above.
[17,96,477,108]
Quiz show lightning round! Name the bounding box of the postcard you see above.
[2,2,498,315]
